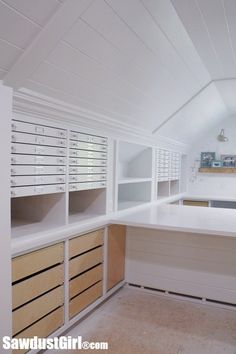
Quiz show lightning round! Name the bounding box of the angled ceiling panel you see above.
[2,0,61,26]
[0,0,235,145]
[155,83,229,144]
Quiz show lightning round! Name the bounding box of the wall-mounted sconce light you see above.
[217,129,228,142]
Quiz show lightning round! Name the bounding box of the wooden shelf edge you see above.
[199,168,236,173]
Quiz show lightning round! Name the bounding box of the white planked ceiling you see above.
[0,0,235,144]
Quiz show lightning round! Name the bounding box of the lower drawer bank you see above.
[11,228,109,353]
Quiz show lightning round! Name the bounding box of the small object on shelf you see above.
[200,152,215,167]
[211,160,222,168]
[221,155,236,167]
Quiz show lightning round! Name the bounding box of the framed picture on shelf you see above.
[221,155,236,167]
[200,152,215,167]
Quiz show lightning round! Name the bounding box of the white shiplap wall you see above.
[126,227,236,304]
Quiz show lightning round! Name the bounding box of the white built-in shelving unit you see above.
[156,148,182,199]
[116,141,153,210]
[68,130,107,223]
[10,115,109,237]
[10,114,186,237]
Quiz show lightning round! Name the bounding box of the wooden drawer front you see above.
[69,281,103,319]
[13,286,64,336]
[69,247,103,279]
[14,307,64,353]
[13,264,64,310]
[12,243,64,282]
[69,229,104,258]
[69,264,103,299]
[12,120,66,139]
[183,200,209,207]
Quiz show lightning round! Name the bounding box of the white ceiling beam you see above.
[3,0,94,89]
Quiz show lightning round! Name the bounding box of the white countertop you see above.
[12,192,236,256]
[112,204,236,238]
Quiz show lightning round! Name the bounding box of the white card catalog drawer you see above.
[11,175,66,187]
[69,166,107,175]
[12,120,66,138]
[11,143,66,156]
[69,158,106,167]
[11,155,66,166]
[11,165,66,176]
[11,184,66,198]
[69,149,107,159]
[12,132,66,147]
[69,181,106,192]
[69,141,107,152]
[70,131,107,145]
[69,174,106,183]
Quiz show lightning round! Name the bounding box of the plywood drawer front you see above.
[70,131,107,145]
[12,264,64,310]
[12,120,66,138]
[69,166,107,175]
[108,225,126,290]
[69,281,103,319]
[12,243,64,282]
[69,181,106,192]
[11,154,66,165]
[11,183,66,198]
[69,247,103,279]
[14,307,64,353]
[69,158,106,167]
[69,229,104,259]
[12,143,66,156]
[183,200,209,207]
[69,174,106,183]
[12,132,66,147]
[70,141,107,152]
[11,165,66,176]
[13,286,64,336]
[11,175,66,187]
[70,264,103,299]
[69,149,107,159]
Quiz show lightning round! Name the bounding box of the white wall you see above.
[187,116,236,197]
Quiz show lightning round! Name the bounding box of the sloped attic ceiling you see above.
[0,0,235,144]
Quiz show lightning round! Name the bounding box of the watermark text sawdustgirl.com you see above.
[2,336,108,351]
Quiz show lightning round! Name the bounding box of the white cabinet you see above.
[156,149,181,198]
[11,119,67,198]
[68,130,108,223]
[69,130,108,192]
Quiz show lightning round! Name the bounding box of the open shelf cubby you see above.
[11,193,66,238]
[118,141,152,182]
[69,188,107,223]
[170,180,180,195]
[157,181,170,199]
[117,181,152,210]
